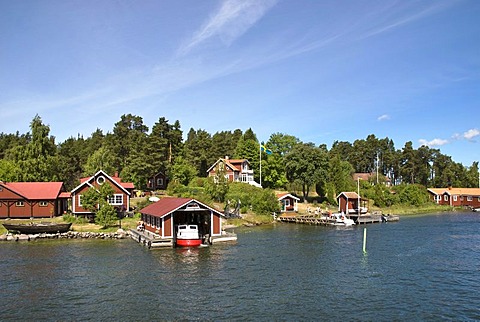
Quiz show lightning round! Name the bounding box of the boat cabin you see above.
[139,198,226,243]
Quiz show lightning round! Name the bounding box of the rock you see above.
[0,234,7,241]
[18,234,30,241]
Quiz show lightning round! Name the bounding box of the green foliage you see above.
[95,203,118,228]
[225,182,280,216]
[393,184,430,206]
[83,146,116,177]
[171,156,197,186]
[204,174,229,203]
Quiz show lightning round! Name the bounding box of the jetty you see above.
[278,212,399,226]
[129,228,237,249]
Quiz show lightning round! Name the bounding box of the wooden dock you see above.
[129,229,237,249]
[278,213,399,225]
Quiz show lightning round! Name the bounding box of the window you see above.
[108,194,123,205]
[16,201,24,207]
[78,195,82,206]
[284,199,290,207]
[156,178,163,186]
[39,201,48,207]
[453,196,457,202]
[96,176,106,185]
[444,195,448,201]
[467,196,473,202]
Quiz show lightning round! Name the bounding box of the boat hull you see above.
[176,238,202,247]
[2,223,72,234]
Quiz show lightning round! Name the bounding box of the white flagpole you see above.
[259,143,262,187]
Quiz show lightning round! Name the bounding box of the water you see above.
[1,213,479,321]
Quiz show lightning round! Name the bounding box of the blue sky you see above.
[1,0,479,166]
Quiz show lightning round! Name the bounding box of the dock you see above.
[129,229,237,249]
[278,212,399,225]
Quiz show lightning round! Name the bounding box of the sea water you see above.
[0,212,479,321]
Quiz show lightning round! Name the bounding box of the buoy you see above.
[363,228,367,254]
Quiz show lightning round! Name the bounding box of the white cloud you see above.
[177,0,277,56]
[419,138,449,147]
[377,114,390,121]
[463,128,480,140]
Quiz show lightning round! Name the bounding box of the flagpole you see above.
[259,143,262,187]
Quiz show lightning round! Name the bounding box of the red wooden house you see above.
[140,197,225,240]
[71,170,134,217]
[147,172,168,190]
[0,181,69,218]
[428,187,480,208]
[277,193,299,212]
[207,156,261,187]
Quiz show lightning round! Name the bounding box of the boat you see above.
[176,224,202,247]
[328,213,356,226]
[2,222,72,234]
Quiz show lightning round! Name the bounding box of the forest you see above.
[0,114,478,209]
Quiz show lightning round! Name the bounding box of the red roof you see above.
[140,197,224,218]
[3,182,65,200]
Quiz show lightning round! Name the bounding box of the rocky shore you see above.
[0,229,130,242]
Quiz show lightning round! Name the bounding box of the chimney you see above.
[115,171,119,177]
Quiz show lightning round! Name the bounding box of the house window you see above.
[78,195,82,206]
[444,195,448,201]
[453,196,457,202]
[39,201,48,207]
[108,194,123,205]
[96,176,106,185]
[467,196,473,202]
[16,201,24,207]
[284,199,290,207]
[156,178,163,186]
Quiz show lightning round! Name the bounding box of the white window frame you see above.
[444,195,448,201]
[39,201,48,207]
[96,176,106,185]
[108,194,123,205]
[453,196,457,202]
[467,196,473,202]
[16,201,24,207]
[156,178,163,186]
[78,195,82,206]
[284,199,290,207]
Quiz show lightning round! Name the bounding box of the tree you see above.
[266,133,300,156]
[80,183,118,228]
[184,128,213,176]
[83,146,116,176]
[6,115,59,181]
[171,156,197,186]
[285,143,328,201]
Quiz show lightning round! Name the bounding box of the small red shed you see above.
[277,193,300,212]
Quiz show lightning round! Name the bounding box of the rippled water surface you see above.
[1,213,479,321]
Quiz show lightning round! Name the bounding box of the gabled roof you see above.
[140,197,225,218]
[428,188,480,196]
[72,170,133,194]
[277,193,300,201]
[206,158,250,173]
[336,191,368,201]
[1,182,65,200]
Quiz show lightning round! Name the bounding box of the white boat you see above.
[176,224,202,247]
[329,213,356,226]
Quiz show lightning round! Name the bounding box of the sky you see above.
[0,0,479,166]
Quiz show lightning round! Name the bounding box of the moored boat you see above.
[328,213,356,226]
[176,224,202,247]
[2,222,72,234]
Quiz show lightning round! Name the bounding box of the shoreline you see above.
[0,229,130,242]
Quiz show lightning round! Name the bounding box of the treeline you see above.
[0,114,478,203]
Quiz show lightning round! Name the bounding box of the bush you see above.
[225,182,280,216]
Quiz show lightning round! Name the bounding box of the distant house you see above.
[147,172,168,190]
[0,181,69,218]
[140,197,226,239]
[71,170,134,217]
[337,192,368,215]
[207,156,261,188]
[427,187,480,208]
[277,193,300,213]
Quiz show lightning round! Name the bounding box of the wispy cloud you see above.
[463,128,480,140]
[377,114,390,121]
[177,0,277,56]
[419,138,449,147]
